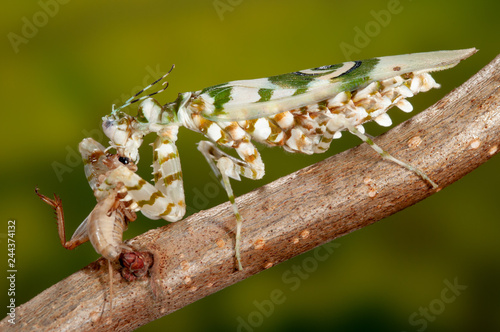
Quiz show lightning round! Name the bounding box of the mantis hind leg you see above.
[347,125,439,189]
[197,140,264,270]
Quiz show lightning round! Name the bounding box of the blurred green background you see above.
[1,0,499,331]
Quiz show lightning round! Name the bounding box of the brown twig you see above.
[2,54,499,332]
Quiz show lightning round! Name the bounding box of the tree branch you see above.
[3,54,499,331]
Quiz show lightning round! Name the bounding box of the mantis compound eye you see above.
[118,156,130,165]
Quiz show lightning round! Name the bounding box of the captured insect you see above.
[102,48,476,271]
[36,138,154,309]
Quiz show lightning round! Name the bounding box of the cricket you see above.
[36,138,153,309]
[37,48,476,302]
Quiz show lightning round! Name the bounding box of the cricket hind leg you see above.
[107,259,114,314]
[35,187,90,250]
[197,140,265,271]
[347,125,439,189]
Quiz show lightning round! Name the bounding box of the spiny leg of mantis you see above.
[197,140,265,270]
[347,125,439,189]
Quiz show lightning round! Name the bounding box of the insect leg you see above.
[103,133,186,223]
[197,140,265,270]
[347,125,439,189]
[150,129,186,220]
[108,259,114,313]
[313,117,344,153]
[35,187,90,250]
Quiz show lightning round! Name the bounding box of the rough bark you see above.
[2,53,499,331]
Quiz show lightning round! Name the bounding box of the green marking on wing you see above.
[267,63,344,89]
[293,88,308,96]
[258,88,273,102]
[335,58,380,91]
[267,72,314,89]
[203,84,232,116]
[200,82,227,95]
